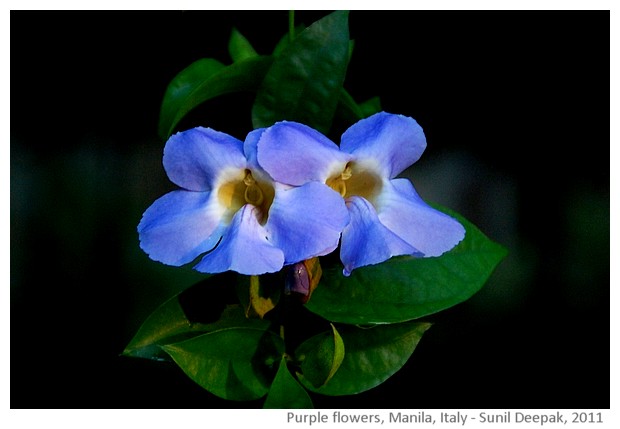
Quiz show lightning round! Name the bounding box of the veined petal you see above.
[257,121,351,186]
[194,205,285,275]
[266,182,349,264]
[137,190,225,266]
[340,196,420,276]
[377,178,465,257]
[163,126,247,191]
[340,112,427,179]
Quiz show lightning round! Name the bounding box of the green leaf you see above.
[358,96,382,117]
[299,322,431,396]
[263,357,314,409]
[252,11,350,134]
[336,88,365,122]
[158,55,273,140]
[336,89,382,123]
[295,324,345,388]
[272,24,307,57]
[162,327,284,401]
[158,58,224,140]
[123,273,270,361]
[228,27,258,62]
[306,208,508,324]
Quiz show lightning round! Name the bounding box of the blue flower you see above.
[138,126,349,275]
[257,112,465,276]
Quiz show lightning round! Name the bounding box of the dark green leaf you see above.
[272,24,307,57]
[162,327,284,401]
[295,324,345,388]
[123,273,270,361]
[336,89,382,123]
[263,357,314,409]
[228,27,258,62]
[358,96,382,117]
[336,88,365,122]
[299,322,431,396]
[306,209,508,324]
[158,58,223,140]
[252,11,350,134]
[158,56,273,140]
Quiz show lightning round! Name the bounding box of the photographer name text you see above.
[286,411,605,426]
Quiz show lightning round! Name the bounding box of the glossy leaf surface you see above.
[295,324,345,388]
[252,11,350,134]
[299,322,431,396]
[158,56,273,139]
[263,357,314,409]
[162,327,284,401]
[123,273,269,361]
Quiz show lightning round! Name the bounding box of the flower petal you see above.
[163,127,247,191]
[340,112,427,179]
[242,127,276,186]
[193,205,285,275]
[377,178,466,257]
[266,182,349,264]
[137,190,225,266]
[243,127,264,171]
[340,196,420,276]
[257,121,350,186]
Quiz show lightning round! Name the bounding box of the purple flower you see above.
[137,126,349,275]
[257,112,465,276]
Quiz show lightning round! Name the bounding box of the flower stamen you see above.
[327,164,352,197]
[243,170,264,206]
[327,162,382,204]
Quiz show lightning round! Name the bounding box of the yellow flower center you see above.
[326,162,382,205]
[243,171,264,206]
[218,169,275,225]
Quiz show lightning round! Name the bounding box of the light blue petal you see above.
[194,205,285,275]
[340,196,420,276]
[265,182,349,264]
[257,121,351,186]
[163,127,247,191]
[243,127,265,171]
[340,112,427,179]
[243,127,275,184]
[377,178,466,257]
[137,190,225,266]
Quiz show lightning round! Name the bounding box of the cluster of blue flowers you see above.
[138,112,465,276]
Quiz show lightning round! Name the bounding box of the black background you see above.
[10,10,610,409]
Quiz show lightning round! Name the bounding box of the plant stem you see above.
[289,10,295,42]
